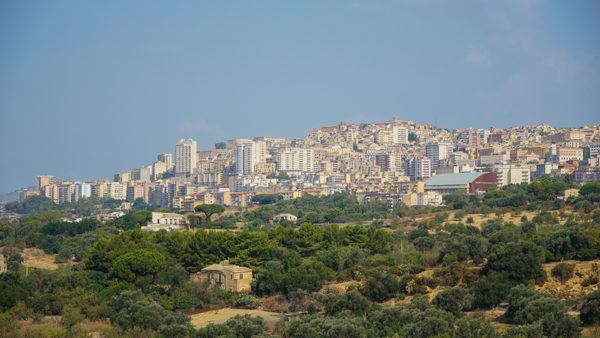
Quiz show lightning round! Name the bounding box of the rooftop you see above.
[425,172,487,187]
[201,260,252,273]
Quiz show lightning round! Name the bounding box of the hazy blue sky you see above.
[1,0,599,192]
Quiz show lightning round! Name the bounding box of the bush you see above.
[454,210,466,220]
[580,290,600,325]
[503,286,580,338]
[360,271,402,302]
[432,287,474,317]
[197,315,269,338]
[454,317,500,338]
[551,262,575,283]
[232,293,257,309]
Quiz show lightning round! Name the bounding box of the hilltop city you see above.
[12,119,600,220]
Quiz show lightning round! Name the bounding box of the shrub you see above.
[551,262,575,283]
[197,315,269,338]
[580,290,600,325]
[454,210,466,220]
[360,271,403,302]
[232,293,257,309]
[432,287,474,317]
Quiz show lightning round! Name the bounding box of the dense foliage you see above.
[1,178,599,337]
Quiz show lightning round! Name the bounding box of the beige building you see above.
[36,175,55,191]
[558,147,583,162]
[195,260,253,292]
[493,164,531,186]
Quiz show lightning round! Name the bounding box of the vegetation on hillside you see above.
[1,177,599,337]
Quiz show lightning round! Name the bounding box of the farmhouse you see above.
[194,260,253,292]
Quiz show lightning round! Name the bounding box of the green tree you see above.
[61,305,85,337]
[286,258,334,293]
[194,204,225,223]
[361,271,402,302]
[252,261,286,296]
[579,181,600,202]
[483,241,545,284]
[109,249,167,282]
[432,287,474,317]
[580,289,600,325]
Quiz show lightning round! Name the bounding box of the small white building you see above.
[272,213,298,224]
[142,212,187,232]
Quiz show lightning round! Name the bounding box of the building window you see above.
[240,273,243,279]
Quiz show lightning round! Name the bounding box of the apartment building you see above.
[276,148,315,172]
[493,164,531,186]
[175,138,198,176]
[558,147,583,162]
[406,157,431,181]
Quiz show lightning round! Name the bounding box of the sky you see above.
[0,0,599,193]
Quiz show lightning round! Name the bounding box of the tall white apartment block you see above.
[426,142,452,168]
[73,182,92,202]
[406,156,431,181]
[392,126,409,144]
[493,164,531,186]
[157,153,173,170]
[234,139,266,175]
[276,148,315,172]
[175,139,197,176]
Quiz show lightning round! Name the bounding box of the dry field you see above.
[190,308,283,329]
[538,259,600,301]
[16,316,111,336]
[405,209,578,229]
[21,247,60,270]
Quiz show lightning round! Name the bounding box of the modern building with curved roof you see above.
[425,172,498,194]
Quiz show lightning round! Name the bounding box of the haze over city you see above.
[1,0,599,193]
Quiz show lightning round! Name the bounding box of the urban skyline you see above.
[12,118,600,211]
[0,118,590,192]
[0,118,594,193]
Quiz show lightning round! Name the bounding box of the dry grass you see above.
[21,248,60,271]
[582,325,600,338]
[445,211,541,228]
[190,308,283,329]
[320,281,362,294]
[537,259,600,301]
[465,309,511,331]
[17,316,111,336]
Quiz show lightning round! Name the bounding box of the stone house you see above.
[193,260,253,292]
